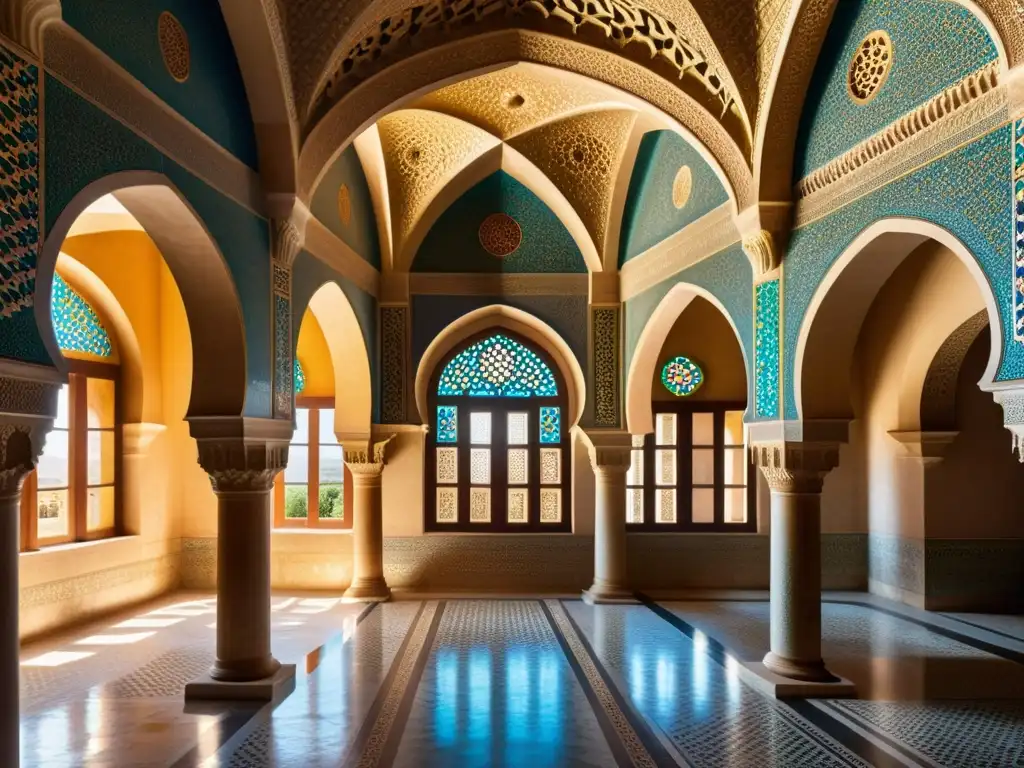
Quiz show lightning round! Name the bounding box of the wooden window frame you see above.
[626,400,756,533]
[20,362,122,551]
[273,399,353,530]
[425,331,571,533]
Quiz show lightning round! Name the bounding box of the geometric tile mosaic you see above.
[754,279,780,419]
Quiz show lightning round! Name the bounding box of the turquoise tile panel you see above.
[413,171,586,273]
[62,0,258,168]
[619,130,729,266]
[754,280,780,420]
[795,0,996,179]
[783,126,1016,420]
[309,146,381,268]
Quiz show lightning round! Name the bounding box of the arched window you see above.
[426,332,570,532]
[22,274,121,549]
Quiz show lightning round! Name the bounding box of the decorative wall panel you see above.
[51,274,113,358]
[1014,119,1024,343]
[754,279,780,420]
[0,45,41,361]
[273,289,292,420]
[380,306,407,423]
[784,127,1020,420]
[591,307,620,427]
[309,145,381,267]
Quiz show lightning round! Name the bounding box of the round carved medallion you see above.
[478,213,523,257]
[848,30,893,105]
[672,165,692,210]
[158,12,190,83]
[337,184,352,226]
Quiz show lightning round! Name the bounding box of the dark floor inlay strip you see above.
[341,601,442,768]
[541,599,670,768]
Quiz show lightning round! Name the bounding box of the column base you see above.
[582,586,639,605]
[343,579,392,602]
[738,661,856,699]
[763,651,838,682]
[185,663,296,702]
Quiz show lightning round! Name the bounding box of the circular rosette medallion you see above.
[661,356,704,397]
[478,213,523,258]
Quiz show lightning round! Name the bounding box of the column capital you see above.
[269,200,311,268]
[751,441,840,494]
[0,371,62,496]
[187,417,291,493]
[579,429,631,474]
[736,202,792,278]
[342,432,395,474]
[989,385,1024,461]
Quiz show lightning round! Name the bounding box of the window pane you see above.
[469,488,491,523]
[292,409,310,445]
[656,489,677,523]
[318,483,343,520]
[627,449,644,486]
[86,486,115,531]
[692,488,714,523]
[507,448,528,485]
[37,430,69,489]
[627,488,644,524]
[540,489,562,523]
[436,447,458,484]
[655,413,676,445]
[631,434,645,448]
[725,488,747,524]
[284,446,309,483]
[656,449,676,485]
[540,448,561,485]
[724,411,744,447]
[692,448,714,485]
[86,378,115,428]
[318,408,336,444]
[87,430,115,485]
[539,407,560,444]
[692,413,714,446]
[471,412,492,445]
[37,489,69,539]
[319,444,343,485]
[470,448,490,484]
[284,485,308,518]
[725,447,746,486]
[437,487,458,523]
[507,412,528,445]
[507,488,528,523]
[54,385,69,430]
[437,405,458,443]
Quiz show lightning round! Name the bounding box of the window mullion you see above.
[308,408,320,527]
[71,374,88,542]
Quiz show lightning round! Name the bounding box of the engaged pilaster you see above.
[343,433,395,601]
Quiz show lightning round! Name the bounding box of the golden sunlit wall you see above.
[18,229,201,641]
[296,309,334,398]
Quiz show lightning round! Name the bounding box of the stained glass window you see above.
[661,356,703,397]
[539,406,561,444]
[437,334,557,397]
[437,405,458,443]
[294,359,306,395]
[51,274,112,358]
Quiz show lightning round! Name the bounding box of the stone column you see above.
[0,375,60,767]
[582,431,636,604]
[185,417,294,700]
[753,441,840,682]
[343,435,394,602]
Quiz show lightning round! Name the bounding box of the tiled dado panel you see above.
[19,553,180,641]
[183,534,866,592]
[869,535,1024,610]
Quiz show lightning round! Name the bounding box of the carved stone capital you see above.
[342,433,396,472]
[751,441,840,494]
[0,371,62,496]
[271,218,303,268]
[187,417,291,494]
[581,430,631,475]
[1,0,61,57]
[742,229,778,277]
[736,202,791,277]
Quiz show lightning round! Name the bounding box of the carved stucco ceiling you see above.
[377,109,502,255]
[409,63,634,141]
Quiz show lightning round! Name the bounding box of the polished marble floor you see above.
[18,593,1024,767]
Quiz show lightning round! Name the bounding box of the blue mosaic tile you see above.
[661,356,703,397]
[293,358,305,395]
[1013,119,1024,342]
[795,0,997,177]
[50,273,112,358]
[540,406,561,444]
[754,280,780,420]
[438,334,557,397]
[309,145,381,268]
[436,405,457,443]
[783,127,1016,419]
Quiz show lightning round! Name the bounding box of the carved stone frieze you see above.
[750,440,840,493]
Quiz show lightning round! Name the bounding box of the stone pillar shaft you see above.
[754,441,840,683]
[0,485,21,768]
[582,431,635,604]
[345,466,389,600]
[211,480,279,681]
